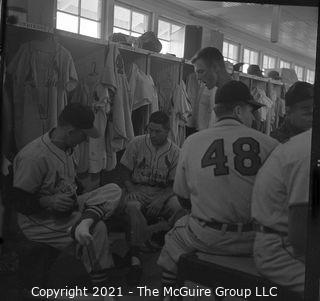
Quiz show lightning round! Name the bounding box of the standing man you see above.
[271,81,313,142]
[252,129,312,295]
[158,80,279,288]
[11,103,122,286]
[120,111,186,253]
[191,47,232,129]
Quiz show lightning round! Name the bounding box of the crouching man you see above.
[11,103,122,286]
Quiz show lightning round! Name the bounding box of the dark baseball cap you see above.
[285,81,314,107]
[215,80,264,111]
[59,103,99,138]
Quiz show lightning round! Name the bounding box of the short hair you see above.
[149,111,170,130]
[191,47,225,67]
[285,81,314,107]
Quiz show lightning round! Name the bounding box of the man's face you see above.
[147,122,169,147]
[237,104,256,128]
[287,99,313,131]
[66,128,88,148]
[194,58,218,90]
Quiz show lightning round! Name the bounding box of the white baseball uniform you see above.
[120,135,185,246]
[13,131,122,279]
[252,129,312,293]
[158,118,279,284]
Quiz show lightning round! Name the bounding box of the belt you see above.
[253,223,287,236]
[198,218,254,233]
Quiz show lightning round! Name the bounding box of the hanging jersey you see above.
[7,40,78,150]
[174,118,279,224]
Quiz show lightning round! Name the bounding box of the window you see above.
[113,4,149,37]
[158,18,185,58]
[223,41,239,64]
[280,60,291,69]
[56,0,102,38]
[306,69,315,84]
[242,48,259,73]
[262,55,276,72]
[294,65,304,81]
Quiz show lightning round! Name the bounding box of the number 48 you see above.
[201,138,262,176]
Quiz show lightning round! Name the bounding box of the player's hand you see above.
[74,220,93,246]
[126,191,149,202]
[146,200,163,218]
[40,193,75,212]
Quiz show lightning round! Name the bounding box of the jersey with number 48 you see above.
[174,118,279,224]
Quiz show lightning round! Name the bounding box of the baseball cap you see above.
[247,65,264,77]
[59,103,100,138]
[285,81,314,107]
[215,80,264,111]
[267,70,281,80]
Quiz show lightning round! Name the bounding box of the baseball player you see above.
[119,111,186,259]
[270,81,313,142]
[157,80,279,288]
[252,129,312,295]
[191,47,232,129]
[11,103,122,287]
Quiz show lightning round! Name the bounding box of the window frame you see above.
[279,59,291,69]
[157,16,185,58]
[55,0,103,39]
[242,47,259,73]
[113,1,151,37]
[223,40,240,64]
[294,64,305,81]
[262,54,276,71]
[306,69,315,84]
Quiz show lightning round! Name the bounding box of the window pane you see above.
[243,49,250,63]
[56,11,78,33]
[172,24,182,34]
[58,0,79,15]
[251,51,258,64]
[132,11,148,34]
[223,42,228,58]
[170,25,185,57]
[80,18,100,38]
[263,56,268,69]
[270,57,275,68]
[231,45,238,61]
[158,20,170,41]
[160,39,170,54]
[113,27,130,36]
[81,0,101,20]
[243,63,249,73]
[114,5,130,30]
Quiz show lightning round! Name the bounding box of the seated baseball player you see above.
[252,129,312,295]
[119,111,186,254]
[11,103,122,287]
[270,81,313,143]
[157,80,279,289]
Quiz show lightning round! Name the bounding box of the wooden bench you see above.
[177,252,303,300]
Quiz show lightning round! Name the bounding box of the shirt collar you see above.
[42,129,73,157]
[213,117,243,128]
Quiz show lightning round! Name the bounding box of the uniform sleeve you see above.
[120,138,138,171]
[286,156,311,207]
[13,156,44,194]
[173,142,190,199]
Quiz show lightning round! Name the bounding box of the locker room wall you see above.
[5,0,316,74]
